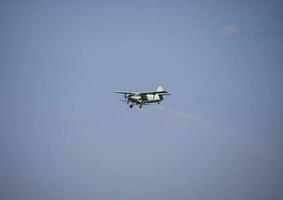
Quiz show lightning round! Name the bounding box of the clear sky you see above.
[1,0,282,199]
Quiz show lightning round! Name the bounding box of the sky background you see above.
[1,0,283,199]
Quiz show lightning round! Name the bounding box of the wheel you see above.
[139,105,142,109]
[130,105,133,108]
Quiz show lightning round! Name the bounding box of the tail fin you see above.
[157,86,165,92]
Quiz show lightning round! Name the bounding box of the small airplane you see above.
[114,86,170,108]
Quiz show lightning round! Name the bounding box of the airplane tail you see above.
[157,86,165,92]
[157,86,170,95]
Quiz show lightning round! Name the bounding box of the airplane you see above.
[114,86,170,109]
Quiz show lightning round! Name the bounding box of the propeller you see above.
[123,94,128,104]
[123,93,130,104]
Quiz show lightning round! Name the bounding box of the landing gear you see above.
[129,104,133,109]
[139,104,142,109]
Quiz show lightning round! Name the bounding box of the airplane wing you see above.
[114,91,136,95]
[139,91,170,95]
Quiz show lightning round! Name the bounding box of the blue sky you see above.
[1,1,283,200]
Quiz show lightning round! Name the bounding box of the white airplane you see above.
[114,86,170,108]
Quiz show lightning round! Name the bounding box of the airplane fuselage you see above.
[129,94,163,104]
